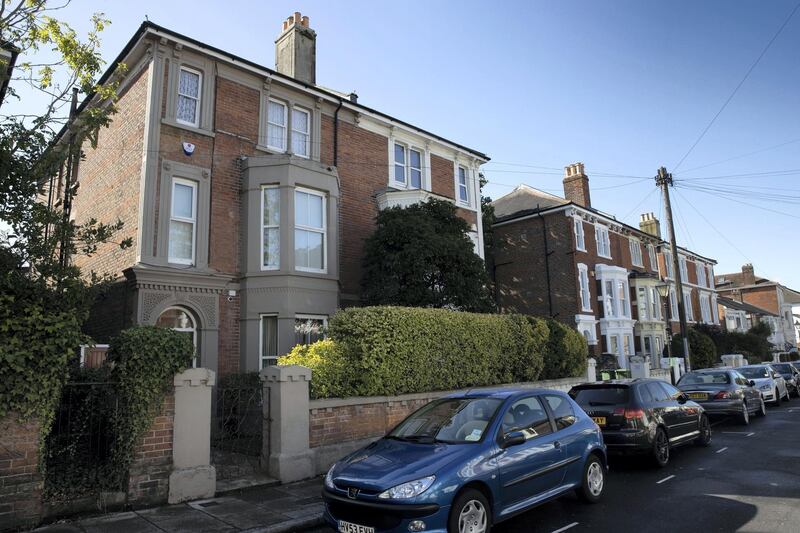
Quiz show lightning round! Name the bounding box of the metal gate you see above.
[211,378,265,481]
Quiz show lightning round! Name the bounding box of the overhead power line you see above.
[677,138,800,175]
[672,1,800,172]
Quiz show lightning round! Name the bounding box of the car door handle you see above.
[554,441,561,449]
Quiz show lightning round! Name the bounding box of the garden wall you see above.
[0,414,42,531]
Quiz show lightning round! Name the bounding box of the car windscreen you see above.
[569,386,629,406]
[388,397,503,444]
[738,367,769,379]
[771,363,792,373]
[679,372,730,385]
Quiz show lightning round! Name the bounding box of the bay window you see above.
[294,315,327,345]
[650,286,661,320]
[168,178,197,265]
[617,280,630,318]
[393,143,423,189]
[637,287,649,320]
[260,315,278,368]
[295,188,326,272]
[261,186,280,269]
[604,280,615,317]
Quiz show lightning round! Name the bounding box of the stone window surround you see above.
[596,264,631,319]
[575,314,598,345]
[453,159,477,209]
[162,49,215,136]
[258,81,322,161]
[594,224,611,259]
[156,160,211,270]
[629,238,643,267]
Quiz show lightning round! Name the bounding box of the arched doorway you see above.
[156,306,200,367]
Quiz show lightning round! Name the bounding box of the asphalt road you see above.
[311,401,800,533]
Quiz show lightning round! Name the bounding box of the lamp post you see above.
[656,283,673,371]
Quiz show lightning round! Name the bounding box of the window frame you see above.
[457,166,470,205]
[650,286,661,320]
[629,238,643,267]
[578,263,592,312]
[266,98,289,152]
[260,185,281,271]
[637,286,649,320]
[696,262,707,287]
[664,251,675,279]
[700,293,711,324]
[669,287,678,319]
[574,218,586,252]
[156,306,199,368]
[648,244,657,272]
[679,255,688,282]
[683,288,694,321]
[259,314,279,369]
[498,395,556,441]
[294,187,327,273]
[176,66,202,128]
[595,225,611,259]
[294,314,328,346]
[291,105,311,158]
[168,177,197,265]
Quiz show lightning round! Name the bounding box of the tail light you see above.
[624,408,646,420]
[714,391,731,399]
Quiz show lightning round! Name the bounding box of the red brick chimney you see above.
[563,162,591,208]
[742,263,756,285]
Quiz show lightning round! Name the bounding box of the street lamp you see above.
[656,283,674,371]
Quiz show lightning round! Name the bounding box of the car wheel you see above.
[757,397,767,417]
[652,427,670,467]
[739,402,750,425]
[449,488,491,533]
[575,454,605,503]
[772,389,781,406]
[782,388,790,402]
[695,414,712,447]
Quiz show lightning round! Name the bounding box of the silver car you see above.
[736,364,789,406]
[677,369,765,425]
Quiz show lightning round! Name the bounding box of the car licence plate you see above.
[339,520,375,533]
[688,393,708,400]
[592,416,606,426]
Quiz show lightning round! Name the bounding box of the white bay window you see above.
[261,186,280,269]
[295,188,326,272]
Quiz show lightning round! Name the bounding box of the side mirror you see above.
[501,431,526,449]
[749,380,756,387]
[677,394,688,404]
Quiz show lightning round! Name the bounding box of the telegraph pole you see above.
[656,167,692,372]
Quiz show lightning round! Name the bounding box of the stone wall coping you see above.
[309,376,592,411]
[260,364,312,383]
[174,367,216,387]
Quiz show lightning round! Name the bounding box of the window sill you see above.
[296,267,328,275]
[598,254,613,260]
[632,263,644,269]
[162,118,215,138]
[576,247,587,253]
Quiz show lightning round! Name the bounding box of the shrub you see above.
[280,340,354,399]
[290,306,546,398]
[539,318,589,379]
[671,328,718,370]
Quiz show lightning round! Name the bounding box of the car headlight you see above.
[325,464,336,490]
[378,476,435,500]
[760,384,771,391]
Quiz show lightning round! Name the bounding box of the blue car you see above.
[322,388,607,533]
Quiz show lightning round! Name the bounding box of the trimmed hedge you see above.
[281,306,548,399]
[539,318,589,379]
[671,327,718,370]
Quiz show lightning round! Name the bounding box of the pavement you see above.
[34,477,325,533]
[37,402,800,533]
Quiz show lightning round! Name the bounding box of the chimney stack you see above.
[742,263,755,285]
[563,162,591,208]
[639,212,661,238]
[275,12,316,85]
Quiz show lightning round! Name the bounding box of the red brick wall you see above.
[739,286,779,315]
[218,295,240,375]
[430,154,455,199]
[309,398,431,449]
[72,64,149,278]
[0,415,42,531]
[127,393,174,505]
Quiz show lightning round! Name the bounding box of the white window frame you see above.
[168,177,197,265]
[294,314,328,346]
[684,288,694,322]
[696,262,707,288]
[679,255,689,282]
[669,287,678,319]
[259,314,279,369]
[664,251,674,279]
[700,293,711,324]
[393,142,407,186]
[650,286,661,320]
[648,244,657,272]
[707,265,715,288]
[711,293,719,324]
[291,105,311,158]
[267,98,289,152]
[574,218,586,252]
[618,280,630,318]
[604,280,616,318]
[176,66,202,128]
[595,225,611,259]
[261,185,280,270]
[637,286,649,321]
[629,238,643,267]
[408,148,423,189]
[294,187,327,273]
[578,263,591,312]
[457,166,470,205]
[623,334,633,356]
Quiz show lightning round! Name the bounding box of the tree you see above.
[671,328,718,370]
[361,198,495,312]
[0,2,124,420]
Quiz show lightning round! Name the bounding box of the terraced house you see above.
[492,163,719,369]
[48,13,488,377]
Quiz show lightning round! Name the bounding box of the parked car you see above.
[736,364,789,405]
[568,379,711,468]
[769,362,800,397]
[322,389,606,533]
[676,369,765,424]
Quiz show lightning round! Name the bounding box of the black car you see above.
[770,362,800,397]
[569,379,711,467]
[676,369,765,424]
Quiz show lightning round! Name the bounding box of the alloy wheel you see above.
[698,415,712,445]
[587,460,604,497]
[741,402,749,425]
[655,429,669,466]
[459,499,487,533]
[759,398,767,416]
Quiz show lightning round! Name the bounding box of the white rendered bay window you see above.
[393,143,423,189]
[168,178,197,265]
[295,188,326,272]
[261,186,280,269]
[176,67,201,127]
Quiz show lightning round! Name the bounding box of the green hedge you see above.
[671,327,718,370]
[281,306,548,398]
[539,318,589,379]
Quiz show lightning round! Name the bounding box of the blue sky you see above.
[7,1,800,287]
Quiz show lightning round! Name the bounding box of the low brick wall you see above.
[307,376,591,475]
[0,414,42,532]
[128,393,175,506]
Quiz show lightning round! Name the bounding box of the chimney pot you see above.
[301,15,309,27]
[294,11,301,23]
[349,92,358,103]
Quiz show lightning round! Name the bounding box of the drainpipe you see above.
[333,97,343,166]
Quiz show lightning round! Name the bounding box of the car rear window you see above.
[679,372,730,385]
[570,386,629,406]
[772,364,792,373]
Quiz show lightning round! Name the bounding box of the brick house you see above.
[492,163,719,368]
[48,13,488,377]
[715,264,800,351]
